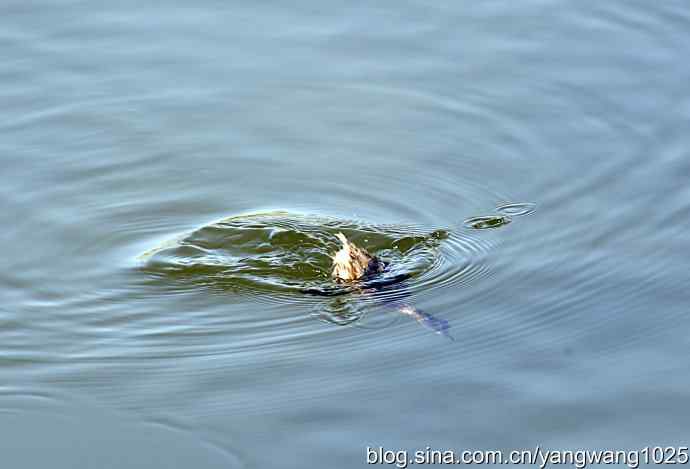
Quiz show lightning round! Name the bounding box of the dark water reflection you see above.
[2,1,690,467]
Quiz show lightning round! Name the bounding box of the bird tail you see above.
[335,232,349,246]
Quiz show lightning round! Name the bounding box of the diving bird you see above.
[303,232,453,340]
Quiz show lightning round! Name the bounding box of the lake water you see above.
[2,1,689,467]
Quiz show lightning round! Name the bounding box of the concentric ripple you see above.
[463,202,536,229]
[138,211,498,327]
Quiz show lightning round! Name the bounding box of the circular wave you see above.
[137,211,496,327]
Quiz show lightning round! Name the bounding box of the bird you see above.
[325,232,453,339]
[331,232,385,282]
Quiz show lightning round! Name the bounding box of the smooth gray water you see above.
[2,1,690,467]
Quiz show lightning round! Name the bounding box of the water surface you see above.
[2,1,690,467]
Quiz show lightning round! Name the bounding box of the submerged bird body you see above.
[331,232,385,281]
[323,232,453,340]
